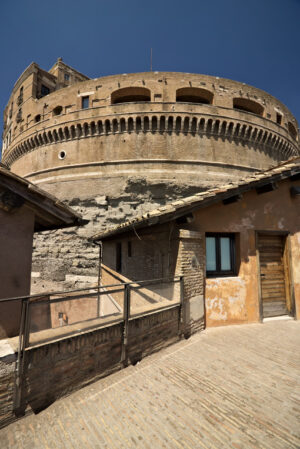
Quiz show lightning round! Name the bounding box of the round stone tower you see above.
[2,59,299,286]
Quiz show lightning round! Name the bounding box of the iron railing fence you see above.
[0,276,183,413]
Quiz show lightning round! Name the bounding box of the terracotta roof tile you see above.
[91,157,300,241]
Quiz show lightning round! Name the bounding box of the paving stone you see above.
[1,320,299,448]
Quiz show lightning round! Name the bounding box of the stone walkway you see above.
[1,320,299,448]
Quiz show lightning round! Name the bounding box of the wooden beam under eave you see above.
[256,182,278,195]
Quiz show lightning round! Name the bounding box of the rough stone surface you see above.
[2,65,299,285]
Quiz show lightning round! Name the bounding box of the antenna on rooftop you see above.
[150,48,153,72]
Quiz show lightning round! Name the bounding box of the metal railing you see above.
[0,276,183,413]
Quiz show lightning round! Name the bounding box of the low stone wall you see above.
[0,303,181,428]
[0,342,17,429]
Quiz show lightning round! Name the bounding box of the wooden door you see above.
[258,234,290,318]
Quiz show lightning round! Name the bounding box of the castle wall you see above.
[2,69,299,287]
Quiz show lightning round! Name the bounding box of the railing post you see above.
[121,284,131,366]
[13,297,30,415]
[178,276,185,337]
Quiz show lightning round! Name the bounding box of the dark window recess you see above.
[35,114,41,123]
[64,73,70,81]
[17,87,23,106]
[41,85,50,97]
[111,87,151,104]
[276,113,282,125]
[176,87,213,104]
[128,241,132,257]
[233,98,264,116]
[116,242,122,273]
[53,106,63,116]
[256,182,277,195]
[82,96,89,109]
[16,108,22,123]
[206,233,236,277]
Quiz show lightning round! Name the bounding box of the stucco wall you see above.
[0,206,34,338]
[188,178,300,326]
[101,176,300,328]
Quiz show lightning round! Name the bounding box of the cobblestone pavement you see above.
[1,320,300,449]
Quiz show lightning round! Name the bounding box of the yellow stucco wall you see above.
[188,178,300,326]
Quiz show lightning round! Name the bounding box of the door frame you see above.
[255,230,295,321]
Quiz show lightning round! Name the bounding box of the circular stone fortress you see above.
[2,58,299,286]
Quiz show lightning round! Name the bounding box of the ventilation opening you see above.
[176,87,213,104]
[233,98,264,116]
[288,122,298,140]
[111,87,151,104]
[53,106,63,116]
[58,151,66,160]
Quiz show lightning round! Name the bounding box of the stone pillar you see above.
[175,229,205,337]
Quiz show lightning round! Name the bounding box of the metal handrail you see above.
[0,276,181,303]
[12,275,184,414]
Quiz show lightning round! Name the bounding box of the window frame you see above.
[206,233,236,277]
[82,96,89,109]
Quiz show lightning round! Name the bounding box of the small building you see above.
[92,158,300,332]
[0,163,83,338]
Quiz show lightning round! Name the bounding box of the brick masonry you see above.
[176,230,205,335]
[0,304,181,428]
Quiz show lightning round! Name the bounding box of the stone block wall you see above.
[31,179,204,290]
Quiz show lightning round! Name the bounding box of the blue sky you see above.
[0,0,299,146]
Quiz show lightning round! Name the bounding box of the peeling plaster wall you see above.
[186,177,300,326]
[0,206,34,338]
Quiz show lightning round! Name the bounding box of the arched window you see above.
[175,117,182,132]
[233,98,264,117]
[136,117,142,132]
[112,119,119,133]
[183,117,189,133]
[70,126,76,139]
[120,118,126,132]
[160,116,166,132]
[97,121,103,134]
[90,122,96,135]
[83,123,89,136]
[128,117,134,132]
[144,116,150,132]
[53,106,63,116]
[105,120,111,134]
[288,122,298,140]
[176,87,213,104]
[64,126,70,139]
[111,87,151,104]
[152,116,158,132]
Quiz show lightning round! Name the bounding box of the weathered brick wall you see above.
[127,307,180,364]
[23,323,123,414]
[102,226,172,281]
[175,229,205,335]
[0,304,181,428]
[0,354,16,429]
